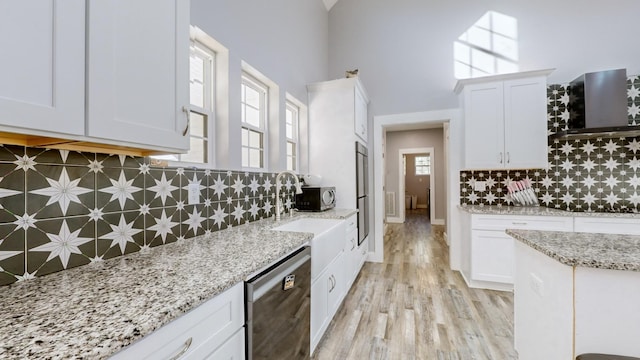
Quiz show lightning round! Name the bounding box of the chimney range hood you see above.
[550,68,640,140]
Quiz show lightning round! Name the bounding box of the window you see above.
[415,156,431,175]
[285,101,299,171]
[152,36,215,164]
[454,11,519,79]
[241,74,268,169]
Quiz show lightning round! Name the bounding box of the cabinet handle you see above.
[499,152,503,164]
[361,124,365,134]
[351,237,356,251]
[182,106,190,136]
[168,337,193,360]
[506,152,510,164]
[328,276,334,292]
[511,221,528,225]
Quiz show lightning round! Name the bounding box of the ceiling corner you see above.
[322,0,339,11]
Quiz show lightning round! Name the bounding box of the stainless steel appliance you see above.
[295,186,336,211]
[245,246,311,360]
[356,141,369,245]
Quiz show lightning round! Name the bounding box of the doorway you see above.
[398,148,435,223]
[371,109,462,265]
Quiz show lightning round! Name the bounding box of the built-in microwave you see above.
[295,186,336,212]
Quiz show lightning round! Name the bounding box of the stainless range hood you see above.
[550,68,640,139]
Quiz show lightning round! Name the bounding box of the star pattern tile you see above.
[461,75,640,212]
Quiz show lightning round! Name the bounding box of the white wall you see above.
[191,0,329,170]
[385,129,446,221]
[328,0,640,116]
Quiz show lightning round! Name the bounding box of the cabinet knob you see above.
[182,106,190,136]
[506,152,510,164]
[499,152,503,164]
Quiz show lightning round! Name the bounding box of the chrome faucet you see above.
[275,170,303,221]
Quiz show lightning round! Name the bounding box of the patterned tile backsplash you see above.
[461,75,640,212]
[0,146,300,285]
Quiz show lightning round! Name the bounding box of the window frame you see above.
[241,72,269,171]
[285,100,299,171]
[151,28,222,168]
[415,155,431,176]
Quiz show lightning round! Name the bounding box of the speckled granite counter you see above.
[459,204,640,218]
[0,208,357,359]
[507,229,640,271]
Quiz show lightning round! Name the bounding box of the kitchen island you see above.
[0,208,356,359]
[507,229,640,360]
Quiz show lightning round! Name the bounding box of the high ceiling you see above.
[322,0,339,11]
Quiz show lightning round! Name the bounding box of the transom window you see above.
[285,101,299,171]
[241,74,267,169]
[415,156,431,175]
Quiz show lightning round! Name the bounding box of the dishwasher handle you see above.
[246,246,311,302]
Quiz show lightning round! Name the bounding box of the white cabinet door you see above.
[0,1,84,136]
[326,252,345,320]
[463,81,504,169]
[503,77,548,169]
[311,271,329,353]
[199,329,244,360]
[354,87,368,143]
[471,230,514,284]
[345,228,359,289]
[87,0,190,151]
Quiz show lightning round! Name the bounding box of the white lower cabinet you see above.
[311,251,344,353]
[110,282,244,360]
[466,214,573,291]
[471,230,514,284]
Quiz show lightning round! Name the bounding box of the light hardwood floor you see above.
[312,209,517,360]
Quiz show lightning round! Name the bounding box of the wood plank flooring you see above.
[312,209,517,360]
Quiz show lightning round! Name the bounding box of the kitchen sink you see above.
[271,218,342,236]
[272,218,345,277]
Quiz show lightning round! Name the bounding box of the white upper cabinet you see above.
[354,86,368,143]
[0,0,189,155]
[455,69,553,170]
[87,0,190,151]
[0,1,85,135]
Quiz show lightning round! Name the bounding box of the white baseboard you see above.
[386,216,403,223]
[366,251,383,263]
[431,218,445,225]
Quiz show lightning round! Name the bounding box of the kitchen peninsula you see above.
[507,229,640,360]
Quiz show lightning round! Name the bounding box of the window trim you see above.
[285,100,299,171]
[415,155,431,176]
[241,72,269,170]
[151,26,228,168]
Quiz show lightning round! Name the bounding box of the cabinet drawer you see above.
[345,214,357,234]
[574,217,640,235]
[471,215,573,232]
[111,282,244,359]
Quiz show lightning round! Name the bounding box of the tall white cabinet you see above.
[454,69,553,170]
[307,78,369,209]
[0,0,190,155]
[0,1,85,135]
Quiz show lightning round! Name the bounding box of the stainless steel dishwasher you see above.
[245,246,311,360]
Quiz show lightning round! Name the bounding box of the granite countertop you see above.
[459,204,640,219]
[0,208,357,359]
[507,229,640,271]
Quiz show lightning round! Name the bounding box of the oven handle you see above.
[246,246,311,302]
